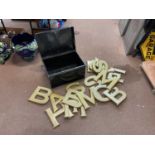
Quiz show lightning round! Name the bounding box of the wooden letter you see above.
[80,106,87,117]
[63,89,82,108]
[73,107,78,113]
[93,59,103,73]
[66,82,85,93]
[45,107,64,128]
[84,75,97,87]
[29,86,52,105]
[95,68,108,83]
[75,91,90,109]
[107,72,124,83]
[64,104,74,118]
[50,93,64,112]
[103,87,127,105]
[108,68,126,74]
[81,87,96,105]
[105,77,120,90]
[93,85,110,102]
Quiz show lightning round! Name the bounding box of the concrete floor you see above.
[0,19,155,135]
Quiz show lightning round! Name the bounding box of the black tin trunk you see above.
[35,27,85,88]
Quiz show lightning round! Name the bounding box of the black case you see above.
[35,27,85,88]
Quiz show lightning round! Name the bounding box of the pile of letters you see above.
[28,58,127,128]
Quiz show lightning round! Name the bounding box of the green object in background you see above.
[13,40,38,52]
[0,57,4,64]
[0,42,12,64]
[11,33,38,61]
